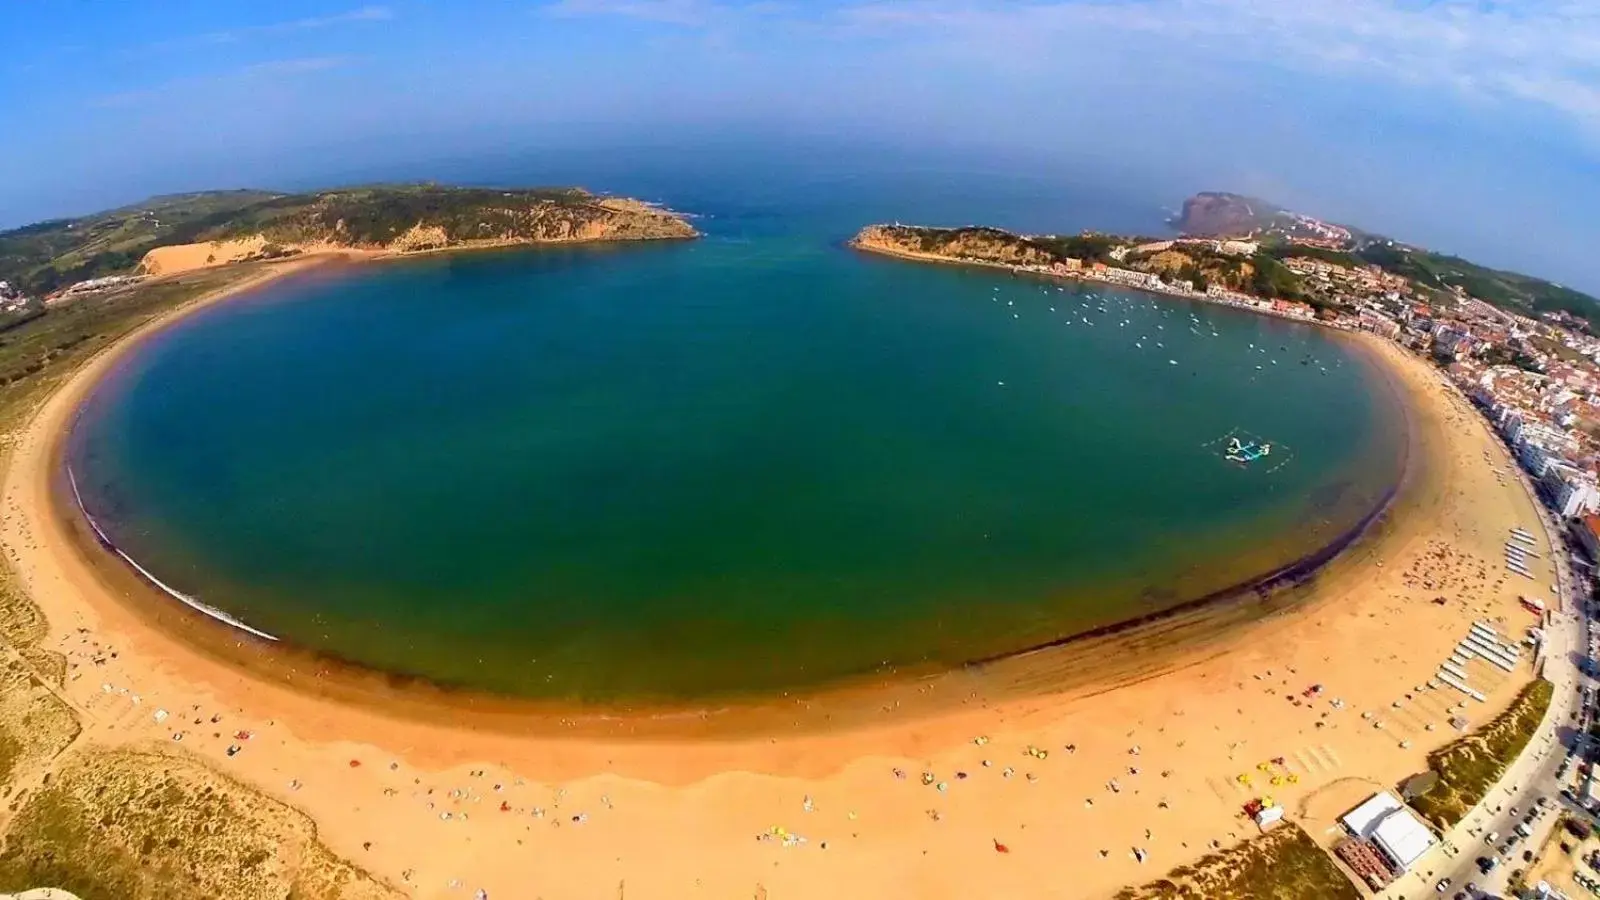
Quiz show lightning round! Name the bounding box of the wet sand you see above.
[0,268,1553,898]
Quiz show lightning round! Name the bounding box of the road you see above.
[1381,480,1596,900]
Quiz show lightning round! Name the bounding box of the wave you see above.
[66,465,279,643]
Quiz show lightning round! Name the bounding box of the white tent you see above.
[1371,806,1435,871]
[1341,791,1436,873]
[1341,792,1402,837]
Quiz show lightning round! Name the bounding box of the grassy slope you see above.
[0,750,395,900]
[1356,244,1600,327]
[1185,192,1600,326]
[1411,678,1554,828]
[868,225,1307,300]
[157,185,599,247]
[0,184,667,297]
[0,192,280,296]
[0,264,399,899]
[1112,823,1359,900]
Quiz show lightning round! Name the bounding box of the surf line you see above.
[66,464,280,643]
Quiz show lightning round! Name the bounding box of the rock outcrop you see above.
[1172,192,1274,238]
[852,224,1057,268]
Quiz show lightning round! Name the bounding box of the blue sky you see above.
[2,0,1598,290]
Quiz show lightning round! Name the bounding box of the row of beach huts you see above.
[1436,620,1527,703]
[1506,525,1540,580]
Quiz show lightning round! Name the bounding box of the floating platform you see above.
[1204,428,1295,474]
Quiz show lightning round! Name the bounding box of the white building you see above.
[1515,423,1579,477]
[1098,267,1165,291]
[1359,311,1401,339]
[1341,792,1437,874]
[1544,465,1600,517]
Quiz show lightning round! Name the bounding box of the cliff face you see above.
[136,187,696,276]
[1174,192,1273,238]
[853,224,1057,268]
[240,188,696,251]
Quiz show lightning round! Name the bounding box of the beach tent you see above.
[1341,792,1403,838]
[1254,805,1284,829]
[1370,805,1436,873]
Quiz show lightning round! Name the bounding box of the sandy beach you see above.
[0,261,1556,898]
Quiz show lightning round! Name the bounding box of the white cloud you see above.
[91,57,354,109]
[829,0,1600,133]
[543,0,717,26]
[533,0,1600,130]
[240,56,355,77]
[148,5,394,52]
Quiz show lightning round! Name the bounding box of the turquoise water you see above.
[69,177,1404,703]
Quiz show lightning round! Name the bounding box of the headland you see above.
[850,222,1328,325]
[0,220,1556,898]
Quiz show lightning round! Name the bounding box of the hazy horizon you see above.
[4,0,1598,292]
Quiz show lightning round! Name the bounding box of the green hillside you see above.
[165,185,598,247]
[0,191,280,295]
[1356,243,1600,326]
[0,184,690,296]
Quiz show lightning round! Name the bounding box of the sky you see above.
[2,0,1597,291]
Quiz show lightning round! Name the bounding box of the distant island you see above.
[854,191,1600,334]
[0,184,697,304]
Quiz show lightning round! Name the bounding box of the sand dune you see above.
[138,237,273,276]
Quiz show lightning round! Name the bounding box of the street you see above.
[1382,482,1596,900]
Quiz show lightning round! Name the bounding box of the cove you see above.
[66,225,1405,704]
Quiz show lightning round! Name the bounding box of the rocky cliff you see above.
[851,224,1058,268]
[1172,192,1276,238]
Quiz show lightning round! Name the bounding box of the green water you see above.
[69,221,1404,703]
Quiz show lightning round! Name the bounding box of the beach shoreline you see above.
[44,255,1408,738]
[0,248,1557,899]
